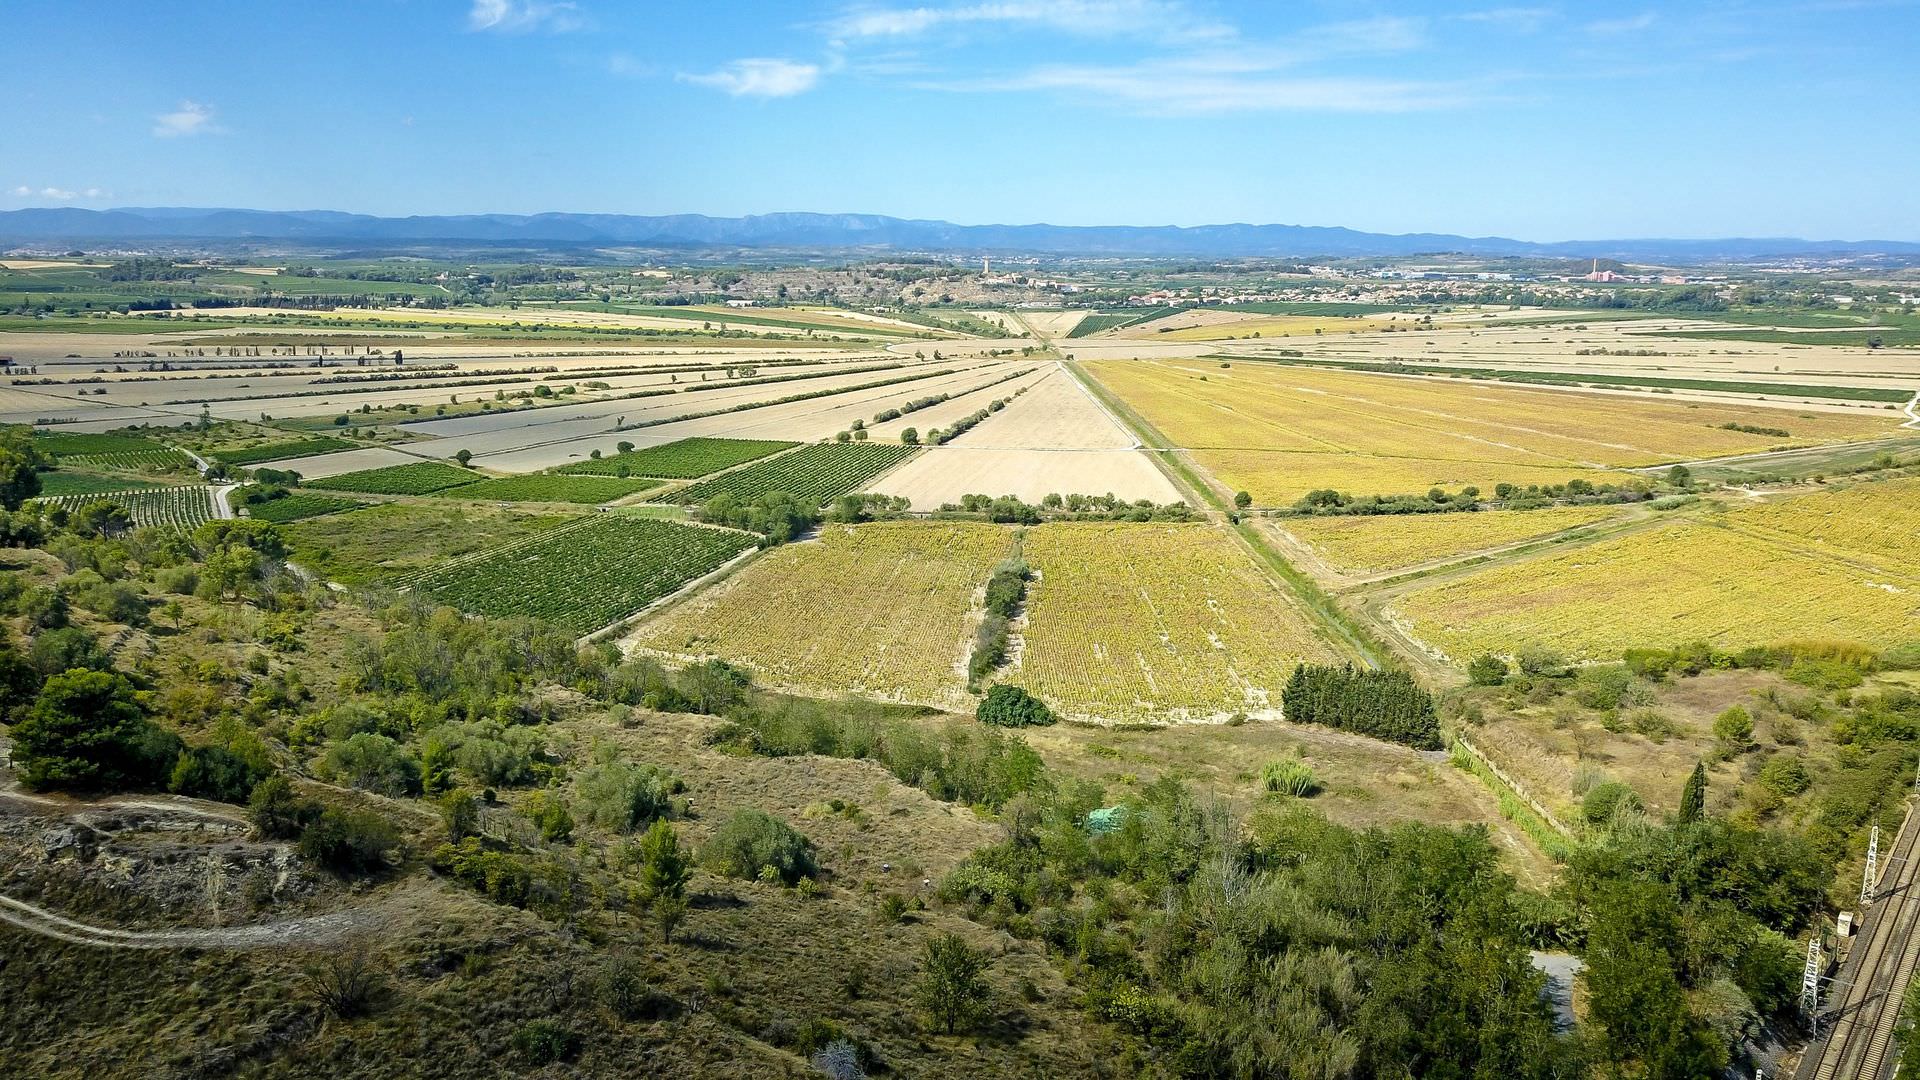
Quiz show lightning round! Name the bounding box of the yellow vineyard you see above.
[1390,488,1920,662]
[1009,522,1342,721]
[1192,449,1615,508]
[1280,505,1626,576]
[627,521,1013,706]
[1089,359,1897,504]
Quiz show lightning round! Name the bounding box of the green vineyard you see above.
[405,515,757,634]
[242,493,369,523]
[32,486,216,530]
[438,474,660,504]
[558,437,796,479]
[655,443,917,506]
[307,461,481,495]
[209,436,357,467]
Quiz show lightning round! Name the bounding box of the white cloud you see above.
[952,62,1491,113]
[1585,12,1657,34]
[1454,7,1553,32]
[8,186,108,201]
[153,100,218,138]
[467,0,585,34]
[681,58,822,98]
[829,1,1234,44]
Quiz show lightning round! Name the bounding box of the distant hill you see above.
[2,206,1915,261]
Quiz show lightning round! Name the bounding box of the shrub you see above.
[169,745,272,804]
[298,808,400,875]
[701,808,816,884]
[1260,751,1320,797]
[1582,781,1643,827]
[1467,654,1508,686]
[1759,754,1812,797]
[976,684,1054,727]
[575,761,681,832]
[321,732,421,797]
[1713,706,1755,749]
[299,941,385,1018]
[248,774,321,839]
[511,1020,580,1065]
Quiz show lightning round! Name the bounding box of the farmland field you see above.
[556,437,796,479]
[1278,505,1627,576]
[30,430,169,457]
[1088,359,1899,504]
[241,492,368,523]
[437,474,660,504]
[629,521,1014,706]
[656,443,917,505]
[34,470,166,497]
[1010,522,1343,721]
[306,461,481,495]
[283,503,578,585]
[1388,484,1920,662]
[208,435,358,467]
[31,486,215,529]
[405,515,758,634]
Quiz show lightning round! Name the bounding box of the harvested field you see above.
[628,521,1016,707]
[869,447,1181,508]
[1278,505,1628,576]
[1010,522,1342,722]
[1389,487,1920,663]
[266,445,426,479]
[1089,358,1898,504]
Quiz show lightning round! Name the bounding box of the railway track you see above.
[1800,807,1920,1080]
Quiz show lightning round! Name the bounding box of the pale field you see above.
[268,444,432,478]
[626,521,1015,708]
[862,365,1055,444]
[1010,522,1343,723]
[156,303,899,341]
[462,360,1026,471]
[674,304,937,334]
[941,366,1138,450]
[1388,490,1920,663]
[1231,316,1920,388]
[965,310,1019,333]
[869,448,1181,507]
[1015,310,1088,337]
[1146,314,1401,342]
[1277,505,1628,576]
[1089,358,1899,503]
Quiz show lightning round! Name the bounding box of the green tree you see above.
[1677,761,1706,824]
[0,447,42,511]
[1233,490,1252,509]
[976,684,1054,727]
[637,819,693,942]
[1468,653,1509,686]
[454,449,473,467]
[12,669,179,791]
[917,933,988,1035]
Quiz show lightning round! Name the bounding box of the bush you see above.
[1467,654,1508,686]
[575,761,681,832]
[1759,754,1812,797]
[1713,706,1755,749]
[1582,781,1643,827]
[169,745,272,804]
[511,1020,580,1065]
[248,774,321,839]
[1260,752,1320,797]
[321,732,422,797]
[976,684,1054,727]
[701,808,816,885]
[298,808,400,875]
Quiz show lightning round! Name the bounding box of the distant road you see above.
[1798,807,1920,1080]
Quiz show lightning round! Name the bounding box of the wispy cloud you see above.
[938,62,1494,114]
[828,1,1235,44]
[1584,11,1656,34]
[10,185,108,201]
[681,58,822,98]
[1454,7,1554,32]
[153,101,219,138]
[467,0,586,34]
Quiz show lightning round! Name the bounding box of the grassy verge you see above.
[1448,742,1577,863]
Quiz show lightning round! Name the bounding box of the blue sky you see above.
[3,0,1916,240]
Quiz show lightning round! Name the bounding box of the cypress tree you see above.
[1677,761,1706,824]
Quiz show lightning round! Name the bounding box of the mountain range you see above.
[2,206,1915,261]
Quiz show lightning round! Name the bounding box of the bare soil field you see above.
[869,447,1181,506]
[942,366,1137,450]
[266,444,432,479]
